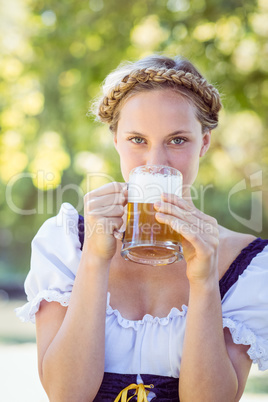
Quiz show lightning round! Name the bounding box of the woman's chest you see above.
[108,251,189,321]
[107,233,256,321]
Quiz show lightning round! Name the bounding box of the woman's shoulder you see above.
[219,231,268,371]
[218,227,258,279]
[40,202,80,231]
[31,203,81,247]
[219,226,257,250]
[218,226,268,301]
[16,203,82,323]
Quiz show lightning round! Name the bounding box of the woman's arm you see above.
[36,255,110,402]
[35,182,127,402]
[178,280,251,401]
[155,194,252,401]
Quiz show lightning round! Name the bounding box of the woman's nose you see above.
[145,147,169,166]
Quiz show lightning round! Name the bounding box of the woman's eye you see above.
[170,137,184,145]
[130,137,145,144]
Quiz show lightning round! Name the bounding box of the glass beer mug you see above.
[120,165,183,266]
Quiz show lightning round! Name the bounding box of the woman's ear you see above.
[113,133,118,150]
[199,130,211,157]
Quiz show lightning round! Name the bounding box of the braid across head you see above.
[91,55,222,133]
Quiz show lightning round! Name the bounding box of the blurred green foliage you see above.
[0,0,268,283]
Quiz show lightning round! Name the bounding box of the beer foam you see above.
[128,172,182,203]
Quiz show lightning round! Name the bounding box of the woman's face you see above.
[113,89,211,196]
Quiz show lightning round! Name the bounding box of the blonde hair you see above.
[91,55,222,133]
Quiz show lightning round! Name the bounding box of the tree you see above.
[0,0,267,282]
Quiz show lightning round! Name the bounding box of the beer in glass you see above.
[121,165,183,265]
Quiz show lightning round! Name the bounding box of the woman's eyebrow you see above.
[125,130,192,137]
[124,131,147,137]
[166,130,192,137]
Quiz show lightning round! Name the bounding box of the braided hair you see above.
[91,55,222,133]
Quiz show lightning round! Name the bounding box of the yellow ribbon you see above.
[114,383,154,402]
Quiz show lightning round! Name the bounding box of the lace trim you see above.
[106,292,188,329]
[223,317,268,371]
[15,289,71,324]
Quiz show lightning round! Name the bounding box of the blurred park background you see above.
[0,0,268,400]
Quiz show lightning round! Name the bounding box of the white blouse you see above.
[16,203,268,377]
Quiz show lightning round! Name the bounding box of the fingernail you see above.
[154,201,161,208]
[155,212,165,218]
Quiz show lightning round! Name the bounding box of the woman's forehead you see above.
[117,89,201,134]
[119,89,196,119]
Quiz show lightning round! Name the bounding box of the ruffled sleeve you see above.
[15,203,82,323]
[222,244,268,371]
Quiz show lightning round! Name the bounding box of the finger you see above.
[155,212,219,243]
[162,193,194,211]
[161,193,218,226]
[155,202,218,236]
[85,190,128,217]
[84,182,127,200]
[86,192,127,211]
[155,201,194,219]
[86,204,125,217]
[86,216,124,236]
[155,212,207,248]
[155,201,200,231]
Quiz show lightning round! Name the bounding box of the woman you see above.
[16,55,268,401]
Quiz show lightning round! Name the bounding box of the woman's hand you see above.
[154,193,219,285]
[83,182,127,261]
